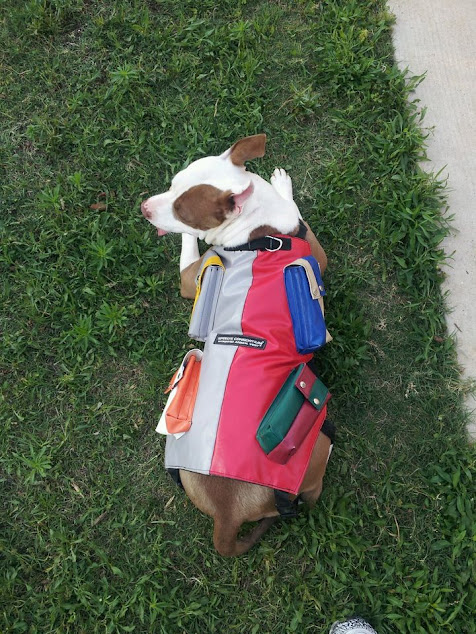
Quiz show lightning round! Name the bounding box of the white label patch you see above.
[214,334,267,349]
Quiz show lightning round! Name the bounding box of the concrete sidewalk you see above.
[388,0,476,438]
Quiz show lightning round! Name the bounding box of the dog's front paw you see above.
[271,168,293,201]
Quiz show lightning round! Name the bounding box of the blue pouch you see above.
[284,256,330,354]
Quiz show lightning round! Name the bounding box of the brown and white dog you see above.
[141,134,332,556]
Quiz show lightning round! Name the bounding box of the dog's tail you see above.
[213,516,277,557]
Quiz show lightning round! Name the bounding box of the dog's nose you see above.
[141,200,151,219]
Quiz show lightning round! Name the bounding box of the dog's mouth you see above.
[157,228,168,237]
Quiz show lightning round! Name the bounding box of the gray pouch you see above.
[188,254,225,341]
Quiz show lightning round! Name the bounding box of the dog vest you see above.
[164,232,329,495]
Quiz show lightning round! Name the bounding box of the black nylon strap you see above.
[167,468,184,489]
[274,489,301,518]
[296,219,308,239]
[224,235,292,252]
[224,220,308,252]
[321,419,336,444]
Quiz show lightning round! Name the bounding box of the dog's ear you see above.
[221,134,267,166]
[214,181,254,222]
[226,180,254,211]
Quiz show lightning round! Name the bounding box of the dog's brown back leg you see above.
[180,471,279,556]
[213,514,277,557]
[298,433,332,507]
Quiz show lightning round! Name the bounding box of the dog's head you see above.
[141,135,267,240]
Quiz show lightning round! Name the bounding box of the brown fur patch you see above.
[248,223,300,241]
[173,184,234,230]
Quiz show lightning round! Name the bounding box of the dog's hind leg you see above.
[213,515,277,557]
[298,433,332,508]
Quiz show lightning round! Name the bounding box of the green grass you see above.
[1,1,475,632]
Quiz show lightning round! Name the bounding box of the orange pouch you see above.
[165,355,201,434]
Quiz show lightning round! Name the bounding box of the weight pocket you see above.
[156,349,203,437]
[284,256,331,354]
[188,254,225,341]
[256,363,331,464]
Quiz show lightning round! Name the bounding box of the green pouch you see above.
[256,363,330,455]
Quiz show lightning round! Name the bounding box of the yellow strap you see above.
[192,255,225,311]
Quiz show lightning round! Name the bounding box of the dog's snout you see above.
[141,200,152,219]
